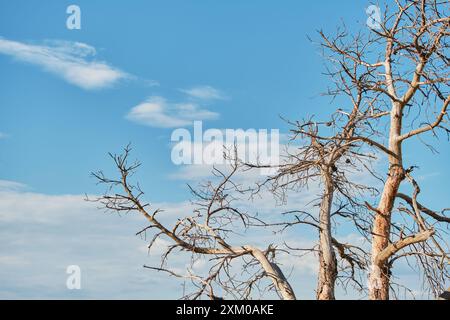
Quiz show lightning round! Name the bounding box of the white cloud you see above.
[0,187,185,298]
[0,38,128,90]
[0,191,90,224]
[0,180,27,192]
[169,163,219,181]
[278,245,318,276]
[181,85,227,100]
[126,96,219,128]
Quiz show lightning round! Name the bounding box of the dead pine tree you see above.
[251,116,380,300]
[286,119,378,300]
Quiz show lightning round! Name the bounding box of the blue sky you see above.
[0,1,448,299]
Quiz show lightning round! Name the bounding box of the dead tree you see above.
[318,0,449,299]
[256,118,378,300]
[244,114,378,299]
[90,145,296,300]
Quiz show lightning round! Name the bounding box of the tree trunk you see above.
[368,165,404,299]
[369,103,404,300]
[244,245,297,300]
[316,172,337,300]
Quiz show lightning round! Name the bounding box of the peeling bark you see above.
[369,102,405,300]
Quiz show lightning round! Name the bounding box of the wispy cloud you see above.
[126,96,219,128]
[180,85,227,100]
[0,180,27,192]
[0,38,128,90]
[0,132,7,139]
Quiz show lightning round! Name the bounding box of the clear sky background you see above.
[0,0,448,299]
